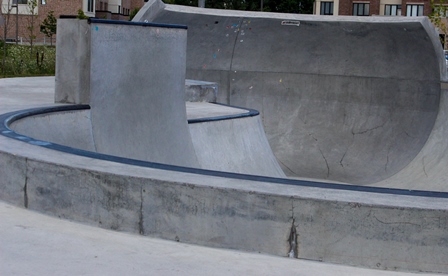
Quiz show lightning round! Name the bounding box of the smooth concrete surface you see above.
[10,80,283,177]
[135,2,446,185]
[189,115,286,177]
[55,19,91,104]
[10,109,97,152]
[88,20,199,168]
[2,201,434,276]
[1,77,448,273]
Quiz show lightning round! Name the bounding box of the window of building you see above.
[41,0,46,4]
[385,4,401,15]
[406,4,424,16]
[13,0,28,4]
[87,0,94,12]
[353,3,370,16]
[320,2,334,15]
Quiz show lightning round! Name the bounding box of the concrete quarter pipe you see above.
[135,2,448,190]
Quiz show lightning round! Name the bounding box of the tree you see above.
[1,0,15,75]
[26,0,38,57]
[129,7,140,21]
[40,10,56,46]
[76,9,89,19]
[429,0,448,49]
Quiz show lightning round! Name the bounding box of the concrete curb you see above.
[0,103,447,273]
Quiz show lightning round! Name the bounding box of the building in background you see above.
[0,0,148,43]
[314,0,432,16]
[313,0,448,49]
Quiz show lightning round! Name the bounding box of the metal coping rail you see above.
[87,18,188,29]
[1,104,448,199]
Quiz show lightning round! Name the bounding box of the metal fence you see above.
[4,37,56,46]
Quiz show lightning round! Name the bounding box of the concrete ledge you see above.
[1,104,448,273]
[185,79,218,102]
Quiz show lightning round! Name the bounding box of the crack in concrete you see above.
[340,133,355,168]
[288,218,298,258]
[24,158,29,209]
[139,187,144,235]
[319,148,330,178]
[385,146,392,173]
[339,151,347,168]
[422,156,428,177]
[278,159,300,177]
[351,120,387,135]
[309,134,318,142]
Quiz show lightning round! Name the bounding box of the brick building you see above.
[314,0,432,16]
[0,0,148,43]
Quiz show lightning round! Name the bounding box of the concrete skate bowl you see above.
[1,15,448,274]
[135,2,448,189]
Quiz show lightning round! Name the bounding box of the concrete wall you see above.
[9,110,96,152]
[88,20,199,168]
[189,115,286,177]
[0,141,447,273]
[9,105,284,177]
[55,19,91,104]
[136,3,446,185]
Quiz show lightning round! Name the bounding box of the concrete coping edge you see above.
[1,104,448,199]
[87,17,188,29]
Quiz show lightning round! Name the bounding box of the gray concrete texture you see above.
[2,140,448,273]
[2,77,448,273]
[189,115,285,176]
[185,79,218,102]
[135,2,447,187]
[53,19,283,176]
[3,201,435,276]
[11,78,284,177]
[4,8,448,274]
[55,19,91,104]
[88,21,199,168]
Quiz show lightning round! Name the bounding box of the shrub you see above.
[1,44,56,77]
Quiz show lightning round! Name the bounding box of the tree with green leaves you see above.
[1,0,15,75]
[129,7,140,21]
[40,10,56,46]
[76,9,89,19]
[429,0,448,49]
[26,0,38,57]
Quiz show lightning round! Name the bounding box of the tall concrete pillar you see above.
[88,19,199,168]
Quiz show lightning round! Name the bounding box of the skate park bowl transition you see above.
[0,5,448,274]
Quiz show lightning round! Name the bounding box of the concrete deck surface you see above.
[0,76,438,275]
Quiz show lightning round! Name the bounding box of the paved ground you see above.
[0,77,440,275]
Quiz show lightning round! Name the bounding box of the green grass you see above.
[0,43,56,78]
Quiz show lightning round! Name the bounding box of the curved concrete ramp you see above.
[135,3,445,185]
[9,100,285,178]
[188,106,285,177]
